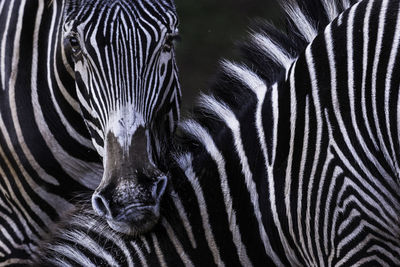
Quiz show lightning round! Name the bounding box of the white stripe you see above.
[265,82,286,265]
[324,166,343,266]
[354,255,398,267]
[284,61,308,265]
[170,187,197,249]
[384,0,400,181]
[0,186,12,214]
[176,153,225,267]
[140,236,151,253]
[371,0,394,175]
[162,218,194,267]
[1,1,15,90]
[314,152,334,264]
[296,95,313,266]
[131,242,148,267]
[51,245,96,267]
[0,235,11,254]
[361,0,379,149]
[151,234,167,267]
[0,258,33,265]
[304,44,324,267]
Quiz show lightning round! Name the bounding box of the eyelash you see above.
[163,33,181,52]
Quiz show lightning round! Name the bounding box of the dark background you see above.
[173,0,282,108]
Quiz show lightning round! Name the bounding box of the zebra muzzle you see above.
[91,173,167,235]
[91,126,168,235]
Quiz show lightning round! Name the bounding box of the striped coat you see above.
[36,0,400,265]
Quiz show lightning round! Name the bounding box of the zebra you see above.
[0,0,181,264]
[35,0,400,265]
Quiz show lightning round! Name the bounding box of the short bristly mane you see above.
[181,0,361,148]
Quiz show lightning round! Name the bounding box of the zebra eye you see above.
[163,33,180,52]
[68,36,81,53]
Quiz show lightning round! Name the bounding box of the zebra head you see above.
[62,0,180,235]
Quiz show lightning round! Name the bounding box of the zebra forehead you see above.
[64,0,179,43]
[64,0,177,22]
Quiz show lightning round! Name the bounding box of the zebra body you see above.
[37,0,400,266]
[0,0,181,264]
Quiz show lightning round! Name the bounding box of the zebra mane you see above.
[176,0,361,153]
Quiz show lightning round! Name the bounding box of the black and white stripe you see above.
[0,0,180,264]
[36,0,400,265]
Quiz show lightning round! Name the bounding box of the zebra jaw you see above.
[91,125,168,235]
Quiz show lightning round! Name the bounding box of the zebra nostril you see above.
[92,193,111,217]
[155,176,167,200]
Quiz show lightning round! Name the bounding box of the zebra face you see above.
[62,0,180,234]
